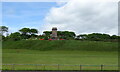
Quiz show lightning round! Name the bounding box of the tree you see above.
[110,35,118,42]
[87,33,103,41]
[30,29,38,34]
[69,32,76,37]
[0,26,8,36]
[19,28,31,39]
[19,28,39,39]
[30,29,38,37]
[43,31,51,36]
[2,35,5,41]
[19,28,30,35]
[57,31,62,36]
[61,31,76,39]
[9,32,21,41]
[77,34,87,40]
[111,35,118,39]
[102,34,111,39]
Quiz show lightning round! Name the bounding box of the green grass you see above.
[2,40,118,51]
[2,40,118,70]
[2,49,118,70]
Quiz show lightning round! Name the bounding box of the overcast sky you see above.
[2,0,118,35]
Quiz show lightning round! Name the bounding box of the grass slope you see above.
[2,40,118,51]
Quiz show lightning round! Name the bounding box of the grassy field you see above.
[2,40,118,70]
[2,49,118,70]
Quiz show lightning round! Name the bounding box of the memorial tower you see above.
[51,27,57,40]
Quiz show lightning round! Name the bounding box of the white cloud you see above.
[43,0,118,35]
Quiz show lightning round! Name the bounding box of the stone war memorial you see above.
[51,27,58,40]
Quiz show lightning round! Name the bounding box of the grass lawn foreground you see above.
[2,40,118,70]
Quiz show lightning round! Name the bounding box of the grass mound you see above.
[2,40,118,51]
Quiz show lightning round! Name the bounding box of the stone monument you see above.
[51,27,57,40]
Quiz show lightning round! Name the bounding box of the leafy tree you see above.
[69,32,76,37]
[61,31,70,39]
[2,35,5,41]
[30,29,38,37]
[43,31,52,36]
[57,31,62,36]
[111,35,118,39]
[19,28,31,39]
[44,36,49,40]
[110,35,119,42]
[9,32,21,41]
[0,26,8,36]
[87,33,103,41]
[19,28,30,35]
[30,29,38,34]
[77,34,87,40]
[102,34,111,39]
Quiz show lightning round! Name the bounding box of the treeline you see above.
[76,33,119,42]
[1,26,38,41]
[0,26,119,42]
[0,26,76,41]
